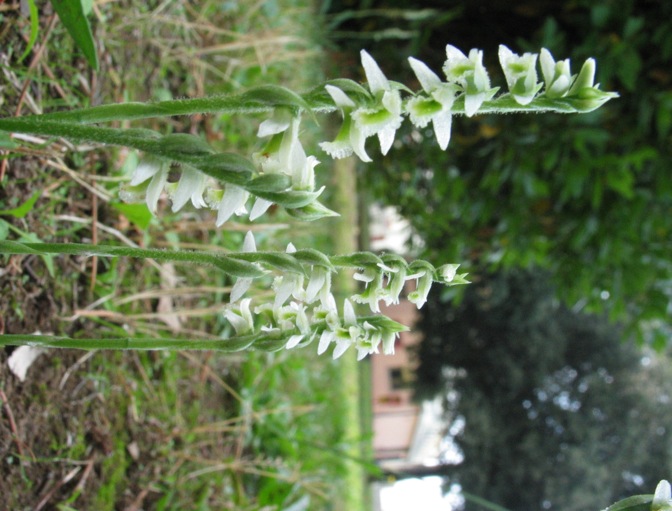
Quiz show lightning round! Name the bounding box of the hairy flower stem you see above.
[0,88,601,131]
[0,332,285,351]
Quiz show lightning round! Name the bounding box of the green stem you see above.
[0,90,590,129]
[0,333,276,351]
[0,240,265,278]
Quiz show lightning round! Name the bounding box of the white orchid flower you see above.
[351,50,404,156]
[170,167,208,212]
[272,242,306,308]
[216,185,249,227]
[223,298,254,335]
[498,45,542,105]
[319,84,371,162]
[406,57,459,150]
[407,269,433,309]
[443,45,498,116]
[539,48,573,98]
[129,157,169,214]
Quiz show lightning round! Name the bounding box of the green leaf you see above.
[604,495,653,511]
[0,192,40,218]
[192,153,255,185]
[109,201,153,230]
[330,252,384,268]
[158,134,214,156]
[245,174,292,193]
[292,249,335,270]
[18,0,39,63]
[50,0,99,70]
[0,239,46,255]
[254,189,323,209]
[241,85,313,112]
[230,251,306,275]
[285,200,340,221]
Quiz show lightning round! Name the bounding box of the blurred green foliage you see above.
[332,0,672,344]
[415,269,672,511]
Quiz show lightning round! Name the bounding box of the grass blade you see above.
[50,0,99,71]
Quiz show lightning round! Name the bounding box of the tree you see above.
[414,269,672,511]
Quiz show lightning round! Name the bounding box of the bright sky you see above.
[380,477,462,511]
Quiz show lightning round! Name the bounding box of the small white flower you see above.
[564,57,618,111]
[380,263,407,306]
[498,45,542,105]
[170,167,208,212]
[319,84,371,162]
[437,263,459,283]
[272,243,306,308]
[305,266,332,304]
[129,157,169,214]
[407,270,433,309]
[352,268,385,313]
[443,45,497,117]
[223,298,254,335]
[407,57,458,150]
[351,50,404,156]
[230,231,258,303]
[539,48,573,98]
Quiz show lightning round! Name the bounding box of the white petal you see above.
[464,92,486,117]
[217,185,248,226]
[230,277,252,303]
[654,480,672,507]
[350,123,372,162]
[432,110,453,150]
[243,231,256,252]
[361,50,389,95]
[356,348,369,361]
[539,48,556,87]
[286,242,297,253]
[343,299,357,326]
[498,44,514,70]
[249,198,273,221]
[332,340,351,359]
[377,127,396,156]
[445,44,467,61]
[146,167,168,214]
[285,335,304,349]
[325,84,356,109]
[305,269,326,303]
[257,109,292,137]
[320,140,354,160]
[130,159,162,186]
[317,330,334,355]
[171,169,203,212]
[408,57,442,93]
